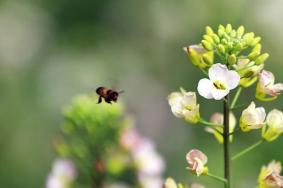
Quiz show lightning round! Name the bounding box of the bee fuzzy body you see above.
[96,87,119,104]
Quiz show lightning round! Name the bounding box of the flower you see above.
[132,138,165,176]
[256,70,283,101]
[258,161,283,188]
[186,149,208,176]
[240,102,266,132]
[164,178,178,188]
[190,184,205,188]
[120,127,141,151]
[205,112,236,144]
[197,63,240,100]
[168,89,200,124]
[183,45,214,69]
[262,109,283,142]
[46,159,76,188]
[233,58,264,88]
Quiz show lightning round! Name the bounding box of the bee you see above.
[96,86,124,104]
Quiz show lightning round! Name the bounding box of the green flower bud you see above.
[212,34,220,43]
[221,38,228,45]
[228,54,237,65]
[234,43,243,51]
[217,44,226,53]
[203,52,214,65]
[218,25,225,36]
[203,35,214,44]
[226,24,232,33]
[250,37,261,46]
[237,26,245,38]
[248,51,260,60]
[230,30,236,38]
[205,26,214,35]
[201,40,213,51]
[255,53,269,65]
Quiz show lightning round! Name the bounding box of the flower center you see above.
[213,80,226,90]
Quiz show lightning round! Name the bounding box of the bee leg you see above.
[97,96,102,104]
[105,98,112,104]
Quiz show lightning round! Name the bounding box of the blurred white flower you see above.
[190,183,205,188]
[168,89,200,123]
[138,174,163,188]
[120,127,141,151]
[258,161,283,188]
[197,63,240,100]
[205,112,236,144]
[257,70,283,97]
[240,102,266,132]
[262,109,283,142]
[46,159,76,188]
[133,138,165,176]
[186,149,208,176]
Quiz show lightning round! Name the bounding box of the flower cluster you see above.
[120,126,165,188]
[167,24,283,187]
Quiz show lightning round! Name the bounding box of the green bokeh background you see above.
[0,0,283,187]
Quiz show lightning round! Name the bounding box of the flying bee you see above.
[96,86,124,104]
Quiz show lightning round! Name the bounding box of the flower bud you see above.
[186,149,208,176]
[168,89,200,124]
[228,54,237,65]
[203,35,214,44]
[262,109,283,142]
[240,102,266,132]
[212,34,220,43]
[237,26,245,38]
[205,112,236,144]
[255,53,269,65]
[205,26,214,35]
[251,37,261,46]
[164,178,185,188]
[217,44,226,53]
[201,40,213,51]
[183,45,214,68]
[225,24,232,33]
[248,44,262,60]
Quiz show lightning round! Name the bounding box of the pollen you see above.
[213,80,226,90]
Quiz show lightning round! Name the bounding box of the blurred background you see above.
[0,0,283,187]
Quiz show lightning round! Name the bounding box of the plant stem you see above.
[207,173,228,184]
[232,140,263,161]
[223,95,230,188]
[230,87,242,109]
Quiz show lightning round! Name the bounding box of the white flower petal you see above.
[255,107,266,123]
[260,70,275,86]
[211,87,229,100]
[208,63,229,83]
[226,70,240,90]
[197,78,213,99]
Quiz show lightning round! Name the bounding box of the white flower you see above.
[257,70,283,97]
[205,112,236,144]
[240,102,266,132]
[258,161,283,188]
[132,138,165,176]
[262,109,283,142]
[186,149,208,176]
[197,63,240,100]
[138,175,163,188]
[168,89,200,123]
[120,127,141,151]
[46,159,76,188]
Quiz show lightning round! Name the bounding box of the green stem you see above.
[207,173,228,184]
[230,87,242,109]
[232,140,263,161]
[223,95,230,188]
[199,118,223,128]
